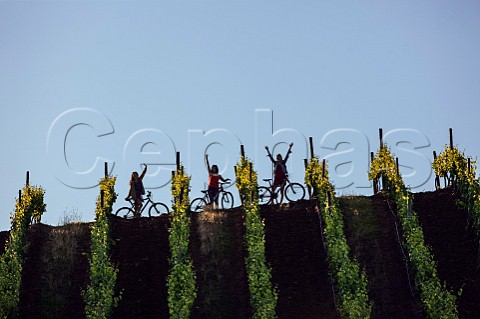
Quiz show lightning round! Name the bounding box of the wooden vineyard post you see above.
[449,128,454,150]
[433,151,441,189]
[379,128,387,191]
[100,190,105,209]
[26,171,30,186]
[379,128,384,149]
[396,157,400,177]
[176,152,181,171]
[104,162,108,178]
[239,145,248,205]
[449,128,456,186]
[304,158,312,199]
[174,152,185,199]
[309,136,315,159]
[322,159,326,179]
[308,137,318,199]
[371,151,378,194]
[249,162,254,202]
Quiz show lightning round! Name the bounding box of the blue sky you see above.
[1,1,479,230]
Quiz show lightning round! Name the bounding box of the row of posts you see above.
[20,128,467,209]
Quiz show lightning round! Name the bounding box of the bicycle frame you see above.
[190,182,234,212]
[260,178,306,205]
[265,178,289,196]
[126,191,154,215]
[116,191,170,218]
[202,183,227,205]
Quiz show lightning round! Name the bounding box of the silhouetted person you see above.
[265,143,293,204]
[205,155,230,209]
[126,164,147,217]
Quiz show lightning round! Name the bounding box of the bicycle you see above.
[258,178,306,205]
[190,182,234,213]
[115,191,169,218]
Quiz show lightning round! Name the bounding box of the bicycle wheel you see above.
[149,202,169,217]
[220,192,234,209]
[285,182,306,202]
[258,186,272,205]
[115,207,135,219]
[190,198,207,213]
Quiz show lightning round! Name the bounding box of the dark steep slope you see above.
[189,208,251,319]
[3,189,480,318]
[261,200,337,319]
[340,195,423,319]
[110,215,171,319]
[414,188,480,319]
[19,223,91,319]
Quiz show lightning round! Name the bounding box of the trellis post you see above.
[371,152,378,194]
[309,136,315,159]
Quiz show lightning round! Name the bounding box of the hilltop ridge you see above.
[1,189,479,318]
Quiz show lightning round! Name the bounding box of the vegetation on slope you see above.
[0,184,46,319]
[235,156,278,319]
[83,176,121,319]
[305,157,372,319]
[433,145,480,236]
[370,145,458,319]
[167,165,197,319]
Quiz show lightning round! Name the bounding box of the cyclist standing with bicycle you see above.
[265,143,293,204]
[125,164,148,218]
[205,155,230,209]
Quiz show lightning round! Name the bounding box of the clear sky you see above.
[1,1,479,230]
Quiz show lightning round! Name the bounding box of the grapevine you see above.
[432,146,474,186]
[235,156,278,319]
[368,145,404,194]
[83,176,121,319]
[167,165,197,319]
[0,184,46,319]
[370,146,459,318]
[306,157,372,319]
[433,145,480,237]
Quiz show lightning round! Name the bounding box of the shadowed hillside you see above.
[1,189,479,318]
[414,188,480,319]
[340,195,422,319]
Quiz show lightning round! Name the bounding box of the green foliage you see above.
[0,184,46,319]
[171,166,191,213]
[396,193,459,319]
[370,147,459,318]
[432,146,475,185]
[305,157,333,199]
[368,145,404,193]
[235,156,258,204]
[433,145,480,237]
[307,157,372,319]
[167,165,197,319]
[84,176,121,319]
[97,177,118,216]
[235,157,278,319]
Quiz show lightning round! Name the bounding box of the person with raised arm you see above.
[265,143,293,204]
[205,155,230,209]
[126,164,148,217]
